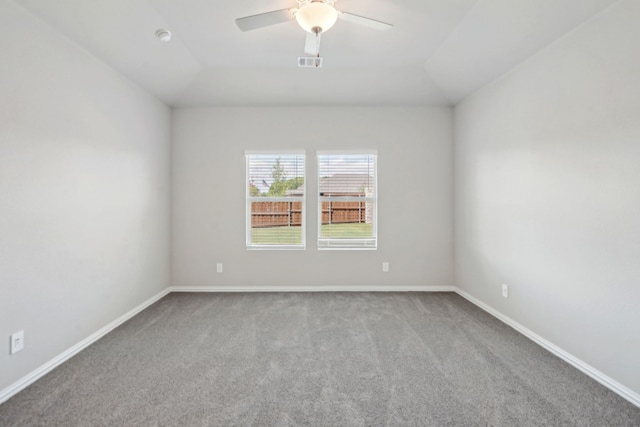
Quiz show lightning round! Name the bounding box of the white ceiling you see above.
[14,0,618,107]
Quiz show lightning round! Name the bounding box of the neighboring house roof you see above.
[285,188,304,196]
[319,174,374,195]
[283,174,374,196]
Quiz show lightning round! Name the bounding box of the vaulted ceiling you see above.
[14,0,619,106]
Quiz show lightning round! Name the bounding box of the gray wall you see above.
[172,107,453,289]
[0,2,171,391]
[454,0,640,396]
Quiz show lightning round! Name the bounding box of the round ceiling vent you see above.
[155,29,172,43]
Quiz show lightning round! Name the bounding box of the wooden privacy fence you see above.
[251,200,369,228]
[320,200,367,225]
[251,201,302,228]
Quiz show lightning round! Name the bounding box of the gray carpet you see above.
[1,292,639,426]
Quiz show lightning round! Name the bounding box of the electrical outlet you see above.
[502,284,509,299]
[10,330,24,354]
[382,262,389,272]
[216,263,223,273]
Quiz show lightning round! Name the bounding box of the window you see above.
[318,152,377,249]
[246,152,305,249]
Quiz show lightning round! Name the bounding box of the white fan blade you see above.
[235,9,297,32]
[304,31,321,55]
[338,11,393,31]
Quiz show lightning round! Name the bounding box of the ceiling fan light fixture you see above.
[295,2,338,33]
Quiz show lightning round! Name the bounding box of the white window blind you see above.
[317,152,377,250]
[246,152,305,249]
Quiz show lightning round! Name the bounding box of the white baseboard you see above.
[453,287,640,408]
[0,287,171,405]
[169,285,456,293]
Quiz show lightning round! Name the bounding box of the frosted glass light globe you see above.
[296,2,338,33]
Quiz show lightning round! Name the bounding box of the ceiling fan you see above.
[235,0,393,58]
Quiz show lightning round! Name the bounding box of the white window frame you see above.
[317,150,378,250]
[245,150,306,250]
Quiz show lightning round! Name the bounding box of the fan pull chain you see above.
[312,26,322,67]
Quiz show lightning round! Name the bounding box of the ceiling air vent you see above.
[298,57,323,68]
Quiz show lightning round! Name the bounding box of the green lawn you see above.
[251,223,372,244]
[251,226,302,244]
[321,223,372,238]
